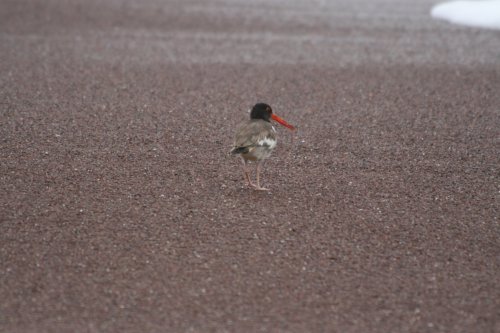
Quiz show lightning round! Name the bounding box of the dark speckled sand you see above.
[1,1,499,332]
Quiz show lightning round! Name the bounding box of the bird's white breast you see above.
[258,137,277,149]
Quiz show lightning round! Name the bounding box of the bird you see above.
[230,103,295,191]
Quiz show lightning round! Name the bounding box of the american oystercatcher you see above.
[230,103,295,191]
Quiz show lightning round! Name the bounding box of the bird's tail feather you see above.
[230,146,249,155]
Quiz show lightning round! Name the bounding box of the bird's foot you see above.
[253,185,269,191]
[246,182,269,191]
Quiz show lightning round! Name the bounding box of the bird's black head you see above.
[250,103,273,122]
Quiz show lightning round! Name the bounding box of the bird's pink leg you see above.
[241,158,256,188]
[255,161,269,191]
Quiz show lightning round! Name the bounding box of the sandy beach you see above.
[1,0,499,332]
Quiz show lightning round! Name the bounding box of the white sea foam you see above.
[431,0,500,30]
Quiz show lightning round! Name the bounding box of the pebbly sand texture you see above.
[1,0,499,332]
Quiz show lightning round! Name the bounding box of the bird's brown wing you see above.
[231,120,275,153]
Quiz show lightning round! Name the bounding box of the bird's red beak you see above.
[271,114,296,131]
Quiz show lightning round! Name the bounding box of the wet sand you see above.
[1,0,499,332]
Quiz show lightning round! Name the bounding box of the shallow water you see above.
[431,0,500,30]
